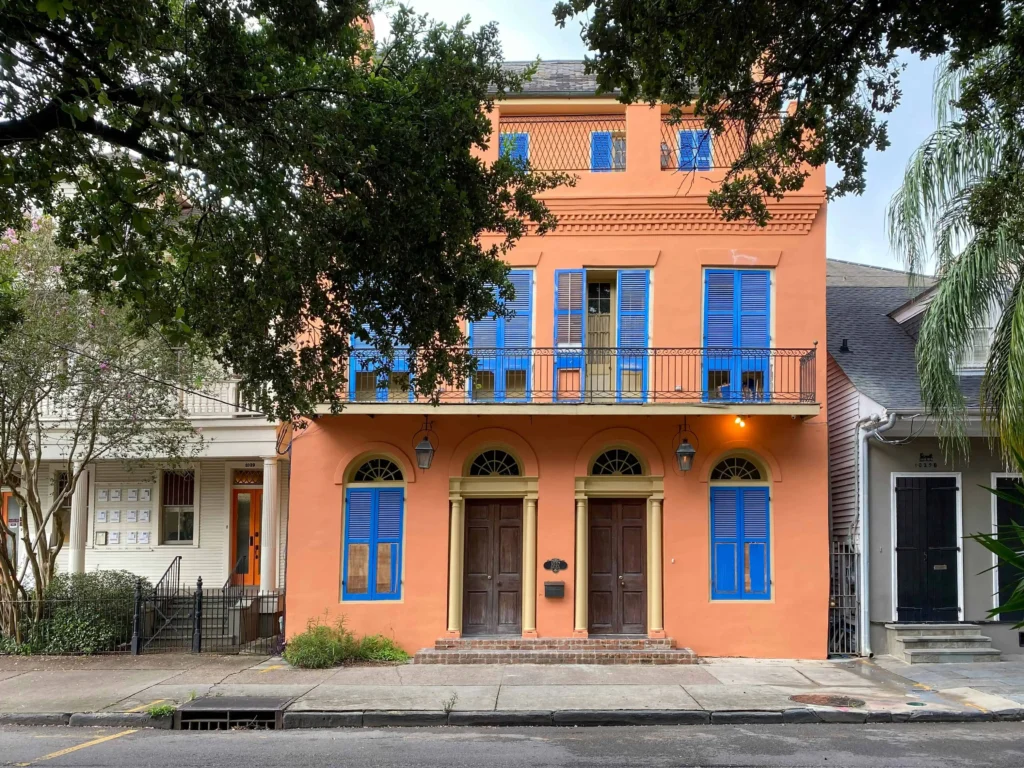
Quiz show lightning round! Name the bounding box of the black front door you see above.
[995,476,1024,622]
[895,476,960,622]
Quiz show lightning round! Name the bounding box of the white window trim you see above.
[157,464,201,549]
[889,472,964,623]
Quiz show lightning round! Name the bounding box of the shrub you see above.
[283,617,408,668]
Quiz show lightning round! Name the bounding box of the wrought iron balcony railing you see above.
[348,347,816,405]
[498,115,627,172]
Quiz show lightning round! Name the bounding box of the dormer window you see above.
[963,326,993,371]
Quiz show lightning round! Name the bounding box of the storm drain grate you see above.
[174,696,292,731]
[789,693,866,708]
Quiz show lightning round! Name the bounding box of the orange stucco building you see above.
[286,61,828,660]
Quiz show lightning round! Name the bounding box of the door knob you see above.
[487,575,492,580]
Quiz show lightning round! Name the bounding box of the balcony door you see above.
[703,269,771,402]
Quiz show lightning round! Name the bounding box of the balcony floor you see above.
[324,402,820,417]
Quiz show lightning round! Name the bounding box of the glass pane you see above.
[355,372,376,401]
[472,371,495,401]
[180,510,195,542]
[162,509,178,542]
[505,370,527,400]
[707,369,730,399]
[388,372,410,402]
[235,494,251,573]
[376,543,393,594]
[347,543,369,594]
[740,370,764,398]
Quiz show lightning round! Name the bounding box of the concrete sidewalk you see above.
[1,653,1022,727]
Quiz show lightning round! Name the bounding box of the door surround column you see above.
[574,476,664,638]
[448,477,538,638]
[68,461,90,575]
[259,456,280,591]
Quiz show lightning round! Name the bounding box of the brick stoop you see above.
[413,637,699,664]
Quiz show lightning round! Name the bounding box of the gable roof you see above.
[825,260,979,410]
[501,60,603,96]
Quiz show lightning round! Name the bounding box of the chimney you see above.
[839,338,850,353]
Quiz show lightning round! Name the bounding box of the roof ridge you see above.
[826,257,930,277]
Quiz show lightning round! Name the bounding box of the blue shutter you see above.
[703,271,735,400]
[501,132,529,165]
[738,271,770,348]
[711,489,740,599]
[591,131,613,172]
[616,270,649,402]
[502,270,533,401]
[343,488,373,599]
[741,488,770,599]
[678,130,697,170]
[695,130,713,170]
[704,269,771,402]
[374,488,404,600]
[554,270,585,401]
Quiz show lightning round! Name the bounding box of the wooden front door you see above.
[589,498,647,634]
[231,488,263,587]
[894,476,959,622]
[462,499,523,635]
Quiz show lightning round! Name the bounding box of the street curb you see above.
[362,711,448,728]
[283,711,364,729]
[711,711,785,725]
[448,711,554,727]
[551,710,711,726]
[0,713,70,727]
[67,712,173,729]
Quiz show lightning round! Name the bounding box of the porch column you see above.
[446,498,464,635]
[522,498,538,636]
[573,498,588,635]
[68,461,89,574]
[649,498,665,636]
[259,456,280,590]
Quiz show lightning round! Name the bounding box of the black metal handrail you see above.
[348,346,816,405]
[141,555,183,651]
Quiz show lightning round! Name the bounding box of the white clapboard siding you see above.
[827,354,861,537]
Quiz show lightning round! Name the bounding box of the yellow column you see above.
[573,498,588,635]
[649,498,665,635]
[446,498,464,635]
[522,498,538,636]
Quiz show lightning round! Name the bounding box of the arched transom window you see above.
[352,458,404,482]
[468,449,521,477]
[591,449,643,476]
[710,456,762,481]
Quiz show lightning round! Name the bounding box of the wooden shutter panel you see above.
[470,286,499,349]
[711,488,741,598]
[741,488,770,598]
[503,271,532,348]
[554,270,584,346]
[678,130,698,170]
[704,270,736,347]
[591,131,613,172]
[695,130,713,170]
[501,132,529,164]
[738,271,770,348]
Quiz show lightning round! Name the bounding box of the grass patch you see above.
[147,703,177,719]
[283,617,409,669]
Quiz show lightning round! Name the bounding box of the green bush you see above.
[283,617,408,668]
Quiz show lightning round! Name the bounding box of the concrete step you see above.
[899,635,994,650]
[413,648,698,665]
[903,648,1002,664]
[885,623,983,637]
[434,637,675,651]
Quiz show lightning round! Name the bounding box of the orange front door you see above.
[231,488,263,586]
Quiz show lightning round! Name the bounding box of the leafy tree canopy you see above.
[1,1,563,421]
[553,0,1007,223]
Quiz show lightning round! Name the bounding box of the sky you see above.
[374,1,939,272]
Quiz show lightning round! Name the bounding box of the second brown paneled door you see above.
[589,499,646,634]
[462,499,523,635]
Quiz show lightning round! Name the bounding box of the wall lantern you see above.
[672,419,699,473]
[412,417,438,470]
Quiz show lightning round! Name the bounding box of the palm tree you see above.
[887,50,1024,456]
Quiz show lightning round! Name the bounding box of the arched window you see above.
[710,456,762,481]
[352,458,403,482]
[591,449,643,476]
[468,449,521,477]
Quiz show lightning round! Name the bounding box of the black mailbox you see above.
[544,581,565,598]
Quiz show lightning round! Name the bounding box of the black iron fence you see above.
[497,115,627,172]
[349,346,817,405]
[2,578,284,656]
[829,537,860,656]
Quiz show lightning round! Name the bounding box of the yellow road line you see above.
[15,729,136,766]
[258,665,285,673]
[125,699,167,713]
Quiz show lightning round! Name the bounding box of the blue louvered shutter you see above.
[591,131,613,172]
[738,271,770,348]
[501,270,533,401]
[350,325,381,401]
[711,488,741,599]
[616,270,649,402]
[343,488,374,599]
[741,488,770,599]
[501,132,529,165]
[373,488,404,600]
[695,130,713,170]
[704,271,736,347]
[554,270,585,401]
[678,130,697,170]
[470,284,500,402]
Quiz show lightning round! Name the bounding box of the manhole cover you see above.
[789,694,866,708]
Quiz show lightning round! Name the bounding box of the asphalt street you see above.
[1,724,1023,767]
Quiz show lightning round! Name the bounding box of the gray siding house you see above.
[827,260,1021,660]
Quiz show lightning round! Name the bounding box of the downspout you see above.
[857,411,897,656]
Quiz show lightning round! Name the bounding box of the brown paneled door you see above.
[589,499,647,634]
[231,488,263,587]
[462,499,523,635]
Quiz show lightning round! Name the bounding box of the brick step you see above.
[434,637,675,651]
[903,648,1002,664]
[899,635,994,650]
[414,648,698,665]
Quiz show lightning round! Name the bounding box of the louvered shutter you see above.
[591,131,613,172]
[616,270,649,402]
[501,132,529,165]
[711,488,741,598]
[501,270,532,401]
[741,488,770,598]
[695,130,713,170]
[704,271,736,347]
[738,271,770,348]
[678,130,698,170]
[374,488,404,599]
[554,270,585,401]
[343,488,374,598]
